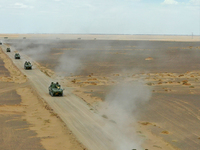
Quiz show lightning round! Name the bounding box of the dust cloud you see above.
[55,51,83,76]
[8,39,153,149]
[8,39,53,61]
[8,39,113,76]
[98,81,152,150]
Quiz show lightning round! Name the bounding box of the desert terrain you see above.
[1,34,200,150]
[0,42,86,150]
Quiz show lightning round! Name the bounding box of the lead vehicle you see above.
[48,82,64,96]
[24,61,32,69]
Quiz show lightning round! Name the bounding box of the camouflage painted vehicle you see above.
[49,82,63,96]
[6,48,11,52]
[24,61,32,69]
[15,53,20,59]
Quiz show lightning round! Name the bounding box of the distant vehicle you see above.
[24,61,32,69]
[4,37,8,39]
[23,37,26,39]
[48,82,64,96]
[6,48,11,52]
[0,42,2,45]
[14,53,20,59]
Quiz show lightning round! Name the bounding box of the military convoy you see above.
[4,46,65,97]
[49,82,64,96]
[14,53,20,59]
[6,48,11,52]
[24,61,32,69]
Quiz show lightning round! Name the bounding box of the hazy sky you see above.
[0,0,200,35]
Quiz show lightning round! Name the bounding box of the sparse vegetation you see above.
[161,130,169,134]
[182,80,191,85]
[72,79,76,83]
[102,114,108,119]
[153,145,162,149]
[140,122,151,126]
[44,119,50,123]
[147,82,153,86]
[145,57,153,60]
[179,74,184,77]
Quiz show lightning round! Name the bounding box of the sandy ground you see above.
[1,35,200,150]
[0,47,86,150]
[27,39,200,150]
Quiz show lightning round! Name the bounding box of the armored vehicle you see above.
[6,48,11,52]
[14,53,20,59]
[49,82,63,96]
[24,61,32,69]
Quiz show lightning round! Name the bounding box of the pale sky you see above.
[0,0,200,35]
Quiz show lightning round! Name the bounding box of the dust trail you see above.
[98,81,151,150]
[8,39,54,61]
[8,39,113,76]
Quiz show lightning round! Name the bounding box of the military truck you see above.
[48,82,63,96]
[24,61,32,69]
[14,53,20,59]
[6,48,11,52]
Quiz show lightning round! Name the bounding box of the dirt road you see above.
[0,45,137,150]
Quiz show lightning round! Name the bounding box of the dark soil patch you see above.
[0,57,10,77]
[0,90,21,105]
[0,114,45,150]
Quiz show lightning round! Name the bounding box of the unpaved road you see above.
[0,45,134,150]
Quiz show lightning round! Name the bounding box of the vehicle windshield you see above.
[51,84,61,89]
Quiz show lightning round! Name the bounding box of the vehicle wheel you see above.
[50,92,54,97]
[60,93,63,96]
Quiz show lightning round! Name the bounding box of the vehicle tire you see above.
[50,92,54,97]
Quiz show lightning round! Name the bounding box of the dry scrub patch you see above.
[17,87,86,150]
[0,47,26,83]
[161,131,170,134]
[34,61,55,78]
[137,123,176,150]
[145,57,154,60]
[73,89,102,105]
